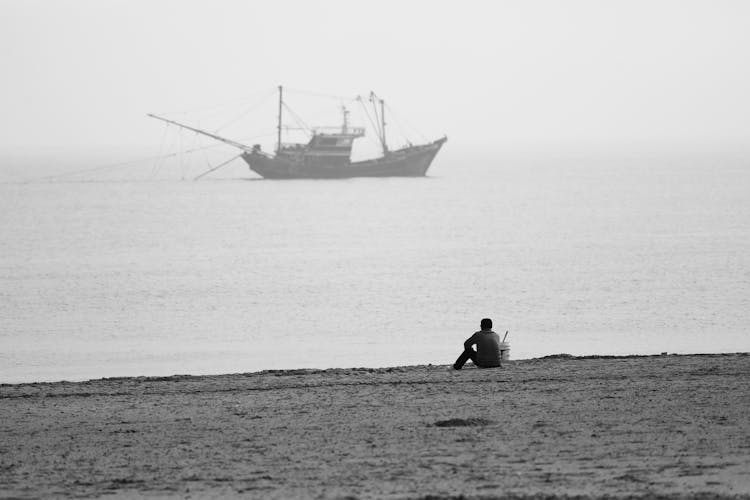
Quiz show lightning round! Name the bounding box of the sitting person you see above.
[453,318,502,370]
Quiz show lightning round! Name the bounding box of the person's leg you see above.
[453,347,477,370]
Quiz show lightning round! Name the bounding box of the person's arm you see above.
[464,332,478,350]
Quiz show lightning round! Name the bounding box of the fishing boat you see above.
[148,86,446,179]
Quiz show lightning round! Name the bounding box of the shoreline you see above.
[3,352,747,388]
[2,353,749,498]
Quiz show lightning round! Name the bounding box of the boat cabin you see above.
[278,126,365,166]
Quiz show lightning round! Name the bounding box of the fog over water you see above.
[1,2,749,382]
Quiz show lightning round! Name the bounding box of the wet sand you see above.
[1,354,749,499]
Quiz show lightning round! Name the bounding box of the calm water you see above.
[1,155,749,382]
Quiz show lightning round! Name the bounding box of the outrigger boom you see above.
[147,114,255,152]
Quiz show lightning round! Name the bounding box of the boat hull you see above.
[242,137,446,179]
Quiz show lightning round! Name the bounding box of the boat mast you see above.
[380,98,387,153]
[369,91,388,155]
[276,85,283,154]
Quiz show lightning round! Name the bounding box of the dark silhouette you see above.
[453,318,503,370]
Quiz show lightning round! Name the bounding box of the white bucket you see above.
[499,342,510,361]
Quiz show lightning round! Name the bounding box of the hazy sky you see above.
[1,0,749,158]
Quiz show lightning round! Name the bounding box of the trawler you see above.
[148,86,446,179]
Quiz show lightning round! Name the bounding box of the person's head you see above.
[480,318,493,330]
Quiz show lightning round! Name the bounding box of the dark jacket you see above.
[464,329,502,368]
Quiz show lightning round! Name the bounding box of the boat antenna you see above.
[276,85,283,154]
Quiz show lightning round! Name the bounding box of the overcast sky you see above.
[1,0,749,159]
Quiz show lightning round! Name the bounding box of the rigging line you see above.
[213,88,277,134]
[153,127,181,179]
[151,121,171,178]
[179,130,185,180]
[357,95,378,136]
[355,98,383,149]
[282,102,311,133]
[357,97,381,144]
[285,87,358,102]
[21,142,230,184]
[380,106,410,146]
[384,102,428,143]
[193,153,242,181]
[157,127,189,179]
[19,130,278,184]
[302,100,353,128]
[184,128,201,180]
[152,130,173,179]
[22,156,171,183]
[157,87,277,115]
[368,93,385,148]
[201,135,213,172]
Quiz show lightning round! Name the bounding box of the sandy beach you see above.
[1,354,749,499]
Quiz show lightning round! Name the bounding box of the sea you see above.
[1,150,749,383]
